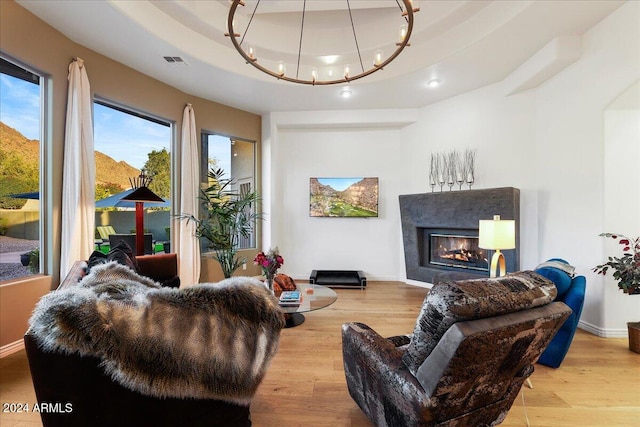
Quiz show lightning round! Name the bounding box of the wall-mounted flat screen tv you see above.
[310,177,379,218]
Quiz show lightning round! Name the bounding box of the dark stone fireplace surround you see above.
[399,187,520,284]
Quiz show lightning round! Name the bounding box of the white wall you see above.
[532,2,639,336]
[602,82,640,332]
[262,1,639,335]
[400,86,539,270]
[277,128,403,280]
[262,110,417,281]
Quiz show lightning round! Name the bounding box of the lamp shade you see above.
[121,186,164,203]
[478,215,515,250]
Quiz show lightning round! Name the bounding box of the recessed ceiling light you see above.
[340,88,352,98]
[427,79,441,88]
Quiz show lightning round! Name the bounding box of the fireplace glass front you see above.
[430,234,488,271]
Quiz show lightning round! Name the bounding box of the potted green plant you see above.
[180,168,261,278]
[593,232,640,353]
[20,247,40,273]
[20,247,38,270]
[20,251,31,267]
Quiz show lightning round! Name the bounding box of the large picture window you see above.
[201,132,257,249]
[0,57,43,281]
[93,100,172,254]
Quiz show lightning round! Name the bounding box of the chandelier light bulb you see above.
[344,64,351,79]
[311,68,318,82]
[227,15,242,37]
[247,45,256,61]
[277,61,286,76]
[398,24,408,44]
[224,16,239,37]
[373,49,384,67]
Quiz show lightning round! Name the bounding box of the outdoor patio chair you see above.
[96,226,117,242]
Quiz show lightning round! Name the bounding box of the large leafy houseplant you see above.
[182,168,261,278]
[593,233,640,295]
[593,232,640,353]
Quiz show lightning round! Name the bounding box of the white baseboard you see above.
[578,320,628,338]
[0,339,24,358]
[404,279,434,289]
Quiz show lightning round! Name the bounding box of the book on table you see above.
[279,291,301,306]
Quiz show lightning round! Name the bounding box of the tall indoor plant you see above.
[593,232,640,353]
[181,168,261,278]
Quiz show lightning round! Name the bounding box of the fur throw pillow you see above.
[29,262,286,403]
[87,240,139,273]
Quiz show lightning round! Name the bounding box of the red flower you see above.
[254,248,284,277]
[595,233,640,295]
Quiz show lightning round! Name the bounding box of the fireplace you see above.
[399,187,520,283]
[429,233,488,272]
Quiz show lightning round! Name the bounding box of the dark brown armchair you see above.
[342,271,571,427]
[25,250,285,427]
[23,332,254,427]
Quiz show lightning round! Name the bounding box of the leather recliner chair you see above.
[342,271,571,427]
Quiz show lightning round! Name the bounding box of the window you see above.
[201,132,257,249]
[93,100,172,253]
[0,57,43,280]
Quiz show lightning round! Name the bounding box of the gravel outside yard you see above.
[0,235,39,281]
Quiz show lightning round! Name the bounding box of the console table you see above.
[309,270,366,289]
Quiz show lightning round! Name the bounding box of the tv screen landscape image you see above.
[309,177,379,218]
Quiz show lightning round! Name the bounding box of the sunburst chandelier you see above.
[225,0,419,86]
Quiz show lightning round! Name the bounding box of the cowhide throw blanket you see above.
[29,261,286,404]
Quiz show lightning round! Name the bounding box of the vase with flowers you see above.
[254,248,284,291]
[593,232,640,353]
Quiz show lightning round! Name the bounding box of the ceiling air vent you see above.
[163,56,189,67]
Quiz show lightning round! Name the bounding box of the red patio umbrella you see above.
[121,174,164,256]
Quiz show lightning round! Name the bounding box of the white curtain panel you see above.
[177,103,201,286]
[60,58,95,279]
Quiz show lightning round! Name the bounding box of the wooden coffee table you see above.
[279,282,337,327]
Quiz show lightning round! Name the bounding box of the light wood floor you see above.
[1,281,638,426]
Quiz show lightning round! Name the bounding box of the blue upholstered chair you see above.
[535,258,586,368]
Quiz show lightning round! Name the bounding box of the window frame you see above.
[92,96,175,249]
[0,53,50,278]
[200,130,258,251]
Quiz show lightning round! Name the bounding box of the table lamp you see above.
[479,214,515,278]
[121,173,164,256]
